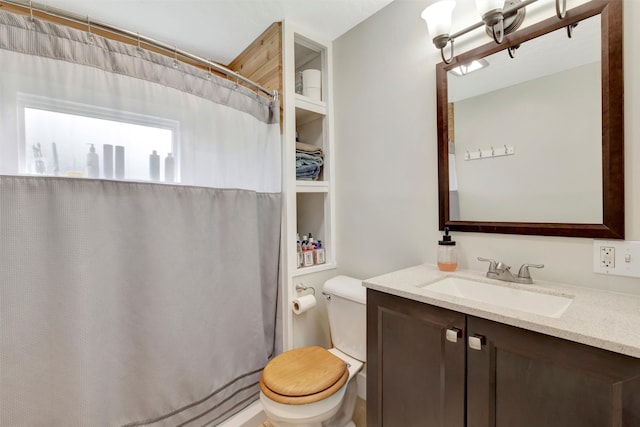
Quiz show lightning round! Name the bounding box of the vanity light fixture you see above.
[449,58,489,76]
[422,0,567,64]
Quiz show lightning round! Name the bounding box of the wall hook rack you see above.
[464,144,515,161]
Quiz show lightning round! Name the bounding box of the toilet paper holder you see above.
[295,283,315,295]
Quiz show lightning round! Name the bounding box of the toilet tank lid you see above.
[323,275,366,304]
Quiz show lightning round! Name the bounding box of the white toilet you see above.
[259,275,366,427]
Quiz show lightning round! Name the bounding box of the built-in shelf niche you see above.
[295,192,332,273]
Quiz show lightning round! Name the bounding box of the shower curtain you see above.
[0,10,281,427]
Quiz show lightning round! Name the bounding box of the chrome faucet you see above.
[478,257,544,284]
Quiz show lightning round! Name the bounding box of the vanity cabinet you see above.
[367,289,466,427]
[367,289,640,427]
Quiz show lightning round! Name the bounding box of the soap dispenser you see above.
[437,227,457,272]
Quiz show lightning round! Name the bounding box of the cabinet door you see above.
[367,290,466,427]
[467,316,640,427]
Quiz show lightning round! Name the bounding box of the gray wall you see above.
[333,0,640,295]
[454,62,601,223]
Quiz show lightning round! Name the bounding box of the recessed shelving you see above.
[293,261,337,277]
[295,96,326,126]
[296,180,329,193]
[282,23,335,349]
[295,94,326,113]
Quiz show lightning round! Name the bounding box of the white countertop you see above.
[363,264,640,359]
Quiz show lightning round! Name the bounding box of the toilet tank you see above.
[324,275,367,362]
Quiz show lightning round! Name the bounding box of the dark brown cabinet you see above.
[367,289,640,427]
[367,289,466,427]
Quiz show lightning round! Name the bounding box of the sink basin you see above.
[421,276,573,318]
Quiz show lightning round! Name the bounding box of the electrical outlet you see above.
[600,246,615,268]
[593,241,640,278]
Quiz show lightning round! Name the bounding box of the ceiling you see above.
[36,0,395,65]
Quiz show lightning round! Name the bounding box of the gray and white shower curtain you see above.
[0,9,281,427]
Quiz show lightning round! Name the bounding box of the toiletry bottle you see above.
[115,146,125,179]
[149,150,160,181]
[52,142,59,175]
[164,153,175,183]
[314,240,326,265]
[302,235,314,267]
[437,227,457,271]
[87,144,100,178]
[103,144,113,178]
[296,234,303,268]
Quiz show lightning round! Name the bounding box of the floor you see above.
[259,397,366,427]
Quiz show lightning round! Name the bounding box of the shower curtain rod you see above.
[0,0,278,99]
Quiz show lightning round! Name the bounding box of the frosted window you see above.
[23,104,177,183]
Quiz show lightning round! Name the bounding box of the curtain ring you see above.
[172,47,179,68]
[566,22,578,38]
[28,0,35,28]
[87,16,94,43]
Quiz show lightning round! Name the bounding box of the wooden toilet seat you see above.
[260,346,348,405]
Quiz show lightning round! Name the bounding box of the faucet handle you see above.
[495,262,511,272]
[517,263,544,279]
[477,257,497,272]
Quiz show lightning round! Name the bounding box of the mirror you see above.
[436,0,624,238]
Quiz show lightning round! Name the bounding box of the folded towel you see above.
[296,152,324,167]
[296,142,323,157]
[296,163,321,180]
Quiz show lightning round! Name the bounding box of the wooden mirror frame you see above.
[436,0,624,238]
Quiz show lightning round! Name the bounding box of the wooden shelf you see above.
[296,180,329,193]
[292,261,337,277]
[295,95,326,125]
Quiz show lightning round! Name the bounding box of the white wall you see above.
[333,0,640,295]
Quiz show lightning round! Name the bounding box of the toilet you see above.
[259,275,366,427]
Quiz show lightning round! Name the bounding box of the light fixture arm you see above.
[433,34,454,64]
[490,18,505,43]
[425,0,569,63]
[443,0,543,48]
[441,39,455,64]
[556,0,567,19]
[479,9,505,43]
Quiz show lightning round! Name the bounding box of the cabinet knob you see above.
[445,328,462,343]
[468,334,486,351]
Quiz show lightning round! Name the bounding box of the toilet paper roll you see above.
[292,294,317,314]
[302,69,322,100]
